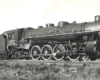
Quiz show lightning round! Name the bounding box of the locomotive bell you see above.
[58,21,69,27]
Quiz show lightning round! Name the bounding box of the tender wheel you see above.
[53,44,65,60]
[41,45,52,60]
[67,46,80,61]
[30,45,41,60]
[81,55,89,61]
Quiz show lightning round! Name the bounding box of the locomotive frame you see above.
[1,15,100,61]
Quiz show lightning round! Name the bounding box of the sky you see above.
[0,0,100,34]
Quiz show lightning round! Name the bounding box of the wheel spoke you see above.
[53,44,65,60]
[30,45,41,60]
[67,46,80,61]
[41,45,52,60]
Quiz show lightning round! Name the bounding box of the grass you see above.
[0,61,100,80]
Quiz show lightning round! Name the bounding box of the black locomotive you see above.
[1,16,100,61]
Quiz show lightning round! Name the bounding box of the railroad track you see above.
[0,60,100,67]
[0,51,100,65]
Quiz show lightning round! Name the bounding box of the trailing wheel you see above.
[53,44,65,60]
[30,45,41,60]
[67,46,80,61]
[41,45,53,60]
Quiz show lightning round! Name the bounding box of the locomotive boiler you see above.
[2,16,100,61]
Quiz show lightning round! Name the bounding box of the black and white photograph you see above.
[0,0,100,80]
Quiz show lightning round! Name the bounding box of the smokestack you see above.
[95,15,100,22]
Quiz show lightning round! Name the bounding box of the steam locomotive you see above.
[1,16,100,61]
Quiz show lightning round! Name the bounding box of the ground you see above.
[0,60,100,80]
